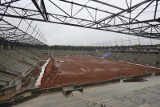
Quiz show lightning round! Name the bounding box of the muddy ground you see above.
[40,56,160,88]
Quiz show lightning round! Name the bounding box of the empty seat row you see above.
[0,53,32,74]
[0,72,15,82]
[17,50,42,61]
[2,50,37,65]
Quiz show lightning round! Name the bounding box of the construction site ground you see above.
[40,56,160,88]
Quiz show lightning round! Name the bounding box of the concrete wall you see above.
[107,52,160,67]
[49,50,95,56]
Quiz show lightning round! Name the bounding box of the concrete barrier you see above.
[0,73,159,107]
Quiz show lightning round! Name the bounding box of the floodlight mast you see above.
[0,0,160,41]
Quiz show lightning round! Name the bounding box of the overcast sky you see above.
[3,0,160,46]
[37,22,160,46]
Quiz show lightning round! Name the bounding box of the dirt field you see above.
[40,56,160,88]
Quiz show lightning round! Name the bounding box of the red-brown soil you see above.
[40,56,160,88]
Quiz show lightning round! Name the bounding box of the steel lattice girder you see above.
[0,0,47,45]
[0,0,160,39]
[0,19,45,45]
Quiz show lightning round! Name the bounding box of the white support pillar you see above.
[0,44,3,50]
[8,44,11,50]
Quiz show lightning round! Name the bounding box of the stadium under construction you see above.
[0,0,160,107]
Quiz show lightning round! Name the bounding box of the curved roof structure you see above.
[0,0,160,42]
